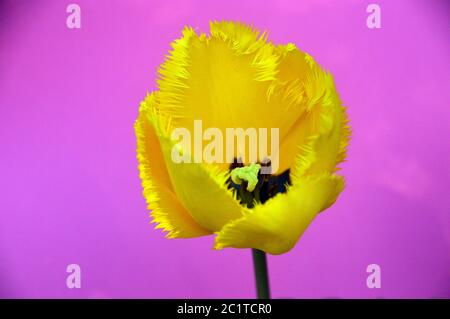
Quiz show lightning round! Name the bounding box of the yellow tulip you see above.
[135,21,350,255]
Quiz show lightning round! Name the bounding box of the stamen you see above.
[227,159,291,207]
[230,163,261,192]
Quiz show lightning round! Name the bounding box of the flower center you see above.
[230,163,261,192]
[227,159,291,208]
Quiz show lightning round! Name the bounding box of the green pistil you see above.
[230,163,261,192]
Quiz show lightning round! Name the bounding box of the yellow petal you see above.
[146,95,244,232]
[276,50,350,179]
[156,21,310,172]
[214,174,344,255]
[291,105,350,180]
[135,93,211,238]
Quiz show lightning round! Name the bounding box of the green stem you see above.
[235,174,271,299]
[252,248,270,299]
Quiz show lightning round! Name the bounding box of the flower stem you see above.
[252,248,270,299]
[232,165,271,299]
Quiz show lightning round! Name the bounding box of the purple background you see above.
[0,0,449,298]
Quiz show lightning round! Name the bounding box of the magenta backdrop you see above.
[0,0,449,298]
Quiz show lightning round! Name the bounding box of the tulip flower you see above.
[135,21,350,298]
